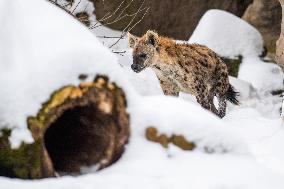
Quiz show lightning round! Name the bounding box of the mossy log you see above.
[0,75,130,179]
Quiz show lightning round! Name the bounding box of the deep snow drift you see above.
[1,1,284,189]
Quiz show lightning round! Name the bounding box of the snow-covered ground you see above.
[1,1,284,189]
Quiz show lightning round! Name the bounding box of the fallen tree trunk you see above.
[0,75,130,179]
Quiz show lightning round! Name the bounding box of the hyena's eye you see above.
[139,53,147,59]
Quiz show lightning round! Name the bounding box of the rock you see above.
[243,0,281,55]
[91,0,252,40]
[276,0,284,71]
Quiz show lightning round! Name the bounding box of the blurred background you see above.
[91,0,281,55]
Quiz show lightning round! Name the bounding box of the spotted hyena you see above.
[128,30,239,118]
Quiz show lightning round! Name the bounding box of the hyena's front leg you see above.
[158,78,179,97]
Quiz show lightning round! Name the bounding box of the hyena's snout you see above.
[131,53,147,73]
[131,63,142,73]
[131,56,146,73]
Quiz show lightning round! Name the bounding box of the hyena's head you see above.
[128,30,159,73]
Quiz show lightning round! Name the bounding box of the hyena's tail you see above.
[226,84,239,105]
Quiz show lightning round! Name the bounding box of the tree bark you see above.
[276,0,284,70]
[0,75,130,178]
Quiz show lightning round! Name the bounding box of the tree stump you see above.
[0,75,130,178]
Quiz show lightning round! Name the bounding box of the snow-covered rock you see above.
[131,96,249,154]
[189,9,264,58]
[238,57,284,91]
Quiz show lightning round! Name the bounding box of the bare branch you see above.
[112,50,127,56]
[97,0,127,22]
[127,7,149,32]
[97,36,125,39]
[93,6,148,28]
[71,0,81,14]
[47,0,149,53]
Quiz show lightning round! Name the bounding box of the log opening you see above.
[44,102,113,173]
[41,78,130,175]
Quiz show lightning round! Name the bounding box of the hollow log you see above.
[0,75,130,178]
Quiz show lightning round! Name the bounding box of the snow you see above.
[1,1,284,189]
[238,57,284,91]
[189,9,264,58]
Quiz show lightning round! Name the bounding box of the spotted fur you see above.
[128,30,239,118]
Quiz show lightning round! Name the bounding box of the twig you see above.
[47,0,148,54]
[97,0,126,22]
[112,50,127,56]
[72,0,81,14]
[109,0,149,48]
[92,6,148,28]
[97,36,125,39]
[127,7,149,32]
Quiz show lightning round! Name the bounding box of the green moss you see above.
[0,128,42,179]
[28,85,81,140]
[222,56,242,77]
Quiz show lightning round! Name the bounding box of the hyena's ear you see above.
[128,32,139,48]
[146,30,158,46]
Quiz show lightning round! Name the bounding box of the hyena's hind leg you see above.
[208,88,219,115]
[216,94,227,118]
[216,84,240,118]
[158,78,180,97]
[215,82,240,118]
[214,62,230,118]
[195,84,219,116]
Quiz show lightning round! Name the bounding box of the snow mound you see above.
[131,96,249,154]
[189,9,264,58]
[238,57,284,91]
[0,0,136,148]
[229,76,257,101]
